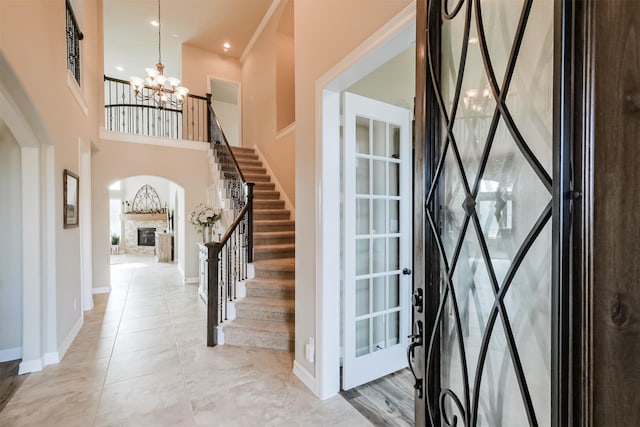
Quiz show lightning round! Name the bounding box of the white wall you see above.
[294,0,413,393]
[92,135,210,289]
[346,45,415,110]
[121,175,171,211]
[0,122,23,358]
[212,100,240,147]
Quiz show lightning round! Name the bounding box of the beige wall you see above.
[181,44,242,97]
[0,0,103,351]
[242,0,295,204]
[293,0,412,377]
[347,45,415,110]
[91,137,210,289]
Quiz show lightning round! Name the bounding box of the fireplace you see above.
[137,228,156,247]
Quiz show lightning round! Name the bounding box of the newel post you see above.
[206,242,221,347]
[206,93,212,145]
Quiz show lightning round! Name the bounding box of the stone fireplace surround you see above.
[122,213,168,255]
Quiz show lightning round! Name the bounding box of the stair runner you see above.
[223,146,295,351]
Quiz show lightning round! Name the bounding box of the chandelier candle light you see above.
[129,0,188,107]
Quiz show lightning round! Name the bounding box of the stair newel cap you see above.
[245,182,255,201]
[205,241,223,259]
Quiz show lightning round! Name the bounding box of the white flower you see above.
[189,203,221,230]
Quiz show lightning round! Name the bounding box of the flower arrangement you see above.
[188,203,221,235]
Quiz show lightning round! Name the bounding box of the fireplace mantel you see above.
[121,213,168,255]
[121,213,167,221]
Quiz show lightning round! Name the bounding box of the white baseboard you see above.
[0,346,22,362]
[43,352,60,365]
[184,276,199,284]
[236,280,246,298]
[19,358,43,374]
[58,315,84,360]
[93,286,111,294]
[293,360,316,395]
[247,263,255,279]
[216,325,224,345]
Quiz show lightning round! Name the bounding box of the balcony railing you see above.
[104,76,209,142]
[66,0,83,85]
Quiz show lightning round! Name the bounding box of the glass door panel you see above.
[343,92,412,389]
[422,0,555,425]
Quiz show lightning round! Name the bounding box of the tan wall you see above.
[242,0,295,205]
[0,0,103,350]
[293,0,412,377]
[276,3,295,131]
[91,138,210,289]
[181,44,242,97]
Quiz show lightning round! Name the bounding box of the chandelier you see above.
[129,0,188,107]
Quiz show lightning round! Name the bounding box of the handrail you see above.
[104,75,209,142]
[207,99,246,183]
[105,75,208,101]
[205,98,257,347]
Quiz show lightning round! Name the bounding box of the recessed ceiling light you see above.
[223,42,231,51]
[116,66,124,71]
[150,20,159,27]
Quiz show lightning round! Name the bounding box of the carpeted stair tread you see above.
[253,190,280,200]
[254,231,295,245]
[230,146,256,154]
[254,199,285,209]
[252,182,276,191]
[254,219,295,232]
[223,318,294,351]
[225,318,293,334]
[236,296,294,311]
[244,173,270,182]
[254,258,295,271]
[254,243,295,261]
[245,278,295,293]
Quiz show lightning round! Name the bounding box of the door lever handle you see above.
[403,268,412,275]
[407,320,423,399]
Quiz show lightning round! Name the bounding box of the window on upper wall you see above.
[65,0,83,86]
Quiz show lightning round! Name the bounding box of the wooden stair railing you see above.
[206,97,254,346]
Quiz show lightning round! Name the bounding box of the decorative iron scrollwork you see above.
[131,184,164,214]
[424,0,553,425]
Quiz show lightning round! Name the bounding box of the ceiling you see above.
[103,0,274,82]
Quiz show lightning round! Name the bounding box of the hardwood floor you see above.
[341,368,414,427]
[0,360,27,413]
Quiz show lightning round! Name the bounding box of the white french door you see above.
[342,92,412,390]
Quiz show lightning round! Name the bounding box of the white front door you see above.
[342,92,413,390]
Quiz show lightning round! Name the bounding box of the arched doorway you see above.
[0,53,57,373]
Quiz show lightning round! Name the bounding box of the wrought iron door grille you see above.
[424,0,554,425]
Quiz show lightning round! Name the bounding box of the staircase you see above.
[222,146,295,351]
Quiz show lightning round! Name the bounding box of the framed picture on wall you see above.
[63,169,79,228]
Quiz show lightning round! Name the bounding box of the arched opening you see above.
[0,53,57,373]
[0,120,23,364]
[106,175,185,272]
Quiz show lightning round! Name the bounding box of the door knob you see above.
[402,268,412,275]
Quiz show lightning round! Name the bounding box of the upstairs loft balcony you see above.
[104,76,209,143]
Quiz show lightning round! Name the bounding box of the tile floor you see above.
[0,256,371,427]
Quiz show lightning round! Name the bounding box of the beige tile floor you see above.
[0,255,371,427]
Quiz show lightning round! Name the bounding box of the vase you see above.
[202,225,216,244]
